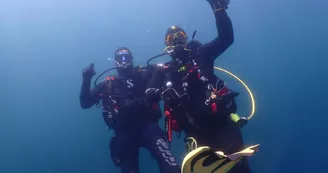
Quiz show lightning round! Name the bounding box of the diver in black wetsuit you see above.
[79,47,180,173]
[145,0,251,172]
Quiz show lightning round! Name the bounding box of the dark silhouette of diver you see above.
[145,0,251,172]
[80,47,180,173]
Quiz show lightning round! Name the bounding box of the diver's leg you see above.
[224,121,251,173]
[205,94,251,173]
[141,122,180,173]
[110,130,140,173]
[211,121,251,173]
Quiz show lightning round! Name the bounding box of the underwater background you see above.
[1,0,327,172]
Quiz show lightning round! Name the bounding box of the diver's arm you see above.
[145,67,166,102]
[79,79,106,109]
[200,2,234,59]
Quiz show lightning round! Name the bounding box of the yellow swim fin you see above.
[218,144,260,161]
[181,144,260,173]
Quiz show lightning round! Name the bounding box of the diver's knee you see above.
[109,137,121,167]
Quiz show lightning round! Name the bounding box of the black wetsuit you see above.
[146,10,250,173]
[80,66,180,173]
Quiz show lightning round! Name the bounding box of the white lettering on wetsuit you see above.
[156,138,177,166]
[126,79,134,88]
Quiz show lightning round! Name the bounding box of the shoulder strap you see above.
[104,75,117,95]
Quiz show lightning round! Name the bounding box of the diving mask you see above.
[114,49,133,68]
[165,30,188,46]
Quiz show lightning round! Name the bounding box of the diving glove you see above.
[230,113,248,128]
[82,63,96,80]
[161,87,183,109]
[145,88,162,102]
[237,117,248,127]
[207,0,230,11]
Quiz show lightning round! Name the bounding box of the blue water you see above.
[1,0,327,172]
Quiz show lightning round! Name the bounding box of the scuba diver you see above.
[79,47,180,173]
[145,0,252,172]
